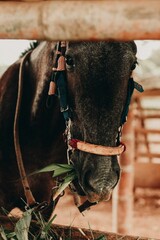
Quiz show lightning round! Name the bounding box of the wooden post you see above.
[0,1,160,40]
[112,107,135,234]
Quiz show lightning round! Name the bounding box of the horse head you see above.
[51,41,138,203]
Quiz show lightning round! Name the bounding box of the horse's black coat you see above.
[0,41,137,215]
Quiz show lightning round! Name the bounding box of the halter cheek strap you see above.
[116,77,144,145]
[47,41,70,121]
[121,77,144,125]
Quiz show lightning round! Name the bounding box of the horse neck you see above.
[0,43,66,153]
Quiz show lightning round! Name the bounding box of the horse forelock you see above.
[20,41,40,58]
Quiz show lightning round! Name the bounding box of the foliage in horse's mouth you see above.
[34,163,77,200]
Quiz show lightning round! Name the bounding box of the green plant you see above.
[0,164,106,239]
[33,163,77,200]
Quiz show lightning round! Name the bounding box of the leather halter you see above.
[48,41,127,157]
[48,41,143,157]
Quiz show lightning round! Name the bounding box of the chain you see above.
[65,118,73,165]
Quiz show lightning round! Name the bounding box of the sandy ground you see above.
[54,188,160,239]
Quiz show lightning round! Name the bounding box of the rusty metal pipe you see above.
[0,1,160,40]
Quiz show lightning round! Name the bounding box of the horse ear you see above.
[128,41,137,54]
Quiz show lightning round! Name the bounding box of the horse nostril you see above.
[82,169,95,192]
[111,170,120,189]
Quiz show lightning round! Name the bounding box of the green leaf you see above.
[53,172,76,200]
[0,227,8,240]
[6,232,17,238]
[53,168,73,178]
[42,214,57,234]
[15,209,32,240]
[64,172,77,182]
[31,164,60,175]
[0,227,17,240]
[95,235,107,240]
[55,164,75,170]
[31,163,74,176]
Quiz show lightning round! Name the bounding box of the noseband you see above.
[48,41,143,159]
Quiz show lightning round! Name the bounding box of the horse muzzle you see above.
[69,139,121,203]
[84,189,112,203]
[72,178,113,203]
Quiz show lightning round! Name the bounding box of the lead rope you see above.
[13,51,36,207]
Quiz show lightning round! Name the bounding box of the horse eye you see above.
[65,55,75,68]
[131,61,137,70]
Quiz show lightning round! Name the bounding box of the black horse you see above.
[0,41,138,217]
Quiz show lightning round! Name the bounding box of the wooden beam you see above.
[135,162,160,188]
[135,128,160,134]
[135,140,160,144]
[0,1,160,40]
[135,115,160,119]
[136,152,160,158]
[0,0,49,1]
[0,216,154,240]
[134,89,160,98]
[112,109,135,234]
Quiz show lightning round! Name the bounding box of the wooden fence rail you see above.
[0,0,160,40]
[0,215,155,240]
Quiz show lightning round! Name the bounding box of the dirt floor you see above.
[54,188,160,239]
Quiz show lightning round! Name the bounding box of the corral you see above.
[0,1,160,239]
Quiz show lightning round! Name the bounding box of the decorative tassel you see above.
[48,81,56,96]
[57,56,66,71]
[46,81,56,108]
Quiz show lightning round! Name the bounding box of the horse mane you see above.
[20,41,40,58]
